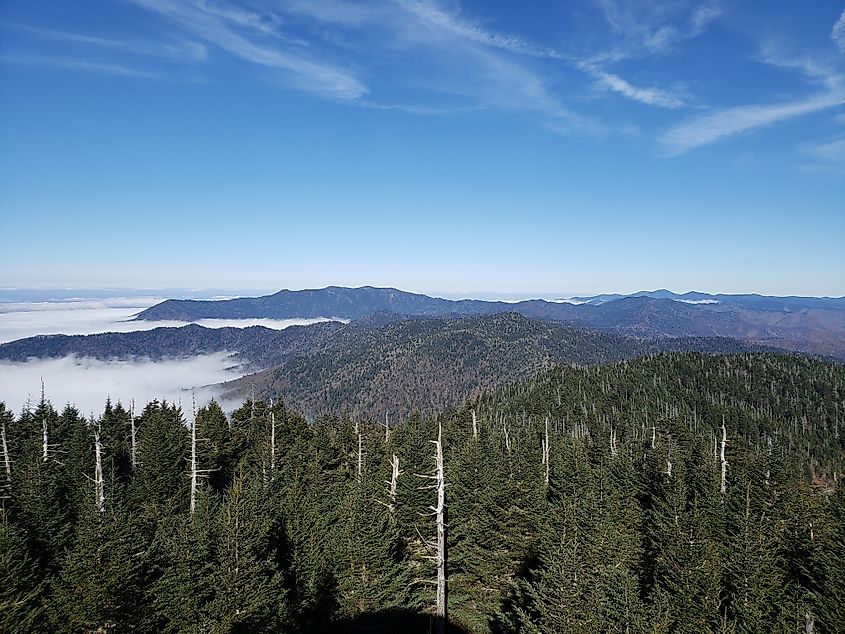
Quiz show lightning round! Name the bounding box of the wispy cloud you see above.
[278,0,596,128]
[396,0,561,59]
[689,3,723,37]
[0,20,208,62]
[834,9,845,54]
[660,86,845,155]
[0,54,159,78]
[659,41,845,155]
[578,62,685,108]
[591,0,723,58]
[804,135,845,172]
[130,0,367,99]
[811,136,845,160]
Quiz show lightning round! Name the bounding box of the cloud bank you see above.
[0,298,341,344]
[0,353,243,418]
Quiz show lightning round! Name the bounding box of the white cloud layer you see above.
[0,353,242,418]
[0,298,339,344]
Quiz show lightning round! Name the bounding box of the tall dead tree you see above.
[471,409,478,441]
[713,432,718,466]
[129,399,138,470]
[720,419,728,495]
[189,397,212,514]
[190,413,199,513]
[270,410,276,474]
[387,453,401,512]
[416,421,448,633]
[93,422,105,512]
[355,420,363,484]
[541,416,550,488]
[0,420,11,499]
[433,422,447,634]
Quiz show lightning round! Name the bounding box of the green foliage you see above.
[1,352,844,633]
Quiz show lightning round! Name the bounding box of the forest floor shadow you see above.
[322,609,471,634]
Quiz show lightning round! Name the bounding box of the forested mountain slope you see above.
[1,352,843,633]
[132,286,845,359]
[0,321,345,368]
[0,313,770,420]
[223,313,769,420]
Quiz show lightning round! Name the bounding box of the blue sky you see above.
[1,0,843,297]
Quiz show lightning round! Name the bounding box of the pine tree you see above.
[0,509,44,633]
[49,505,144,632]
[207,472,286,631]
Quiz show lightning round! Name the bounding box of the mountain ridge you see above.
[132,286,845,359]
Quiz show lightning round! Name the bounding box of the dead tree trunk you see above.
[270,411,276,474]
[713,432,718,466]
[190,414,199,513]
[129,399,138,470]
[720,420,728,495]
[93,424,105,513]
[356,421,363,484]
[188,397,211,513]
[387,453,401,512]
[472,409,478,441]
[0,420,11,498]
[542,416,550,487]
[42,419,49,463]
[434,422,447,634]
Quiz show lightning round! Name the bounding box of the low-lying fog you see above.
[0,297,337,344]
[0,296,338,417]
[0,353,243,417]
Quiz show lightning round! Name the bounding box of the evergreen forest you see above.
[2,352,844,633]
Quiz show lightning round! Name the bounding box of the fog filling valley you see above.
[0,296,337,415]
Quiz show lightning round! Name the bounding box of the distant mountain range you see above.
[134,286,845,359]
[567,289,845,310]
[0,312,770,419]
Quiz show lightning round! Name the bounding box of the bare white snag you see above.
[542,416,550,488]
[651,425,656,450]
[415,422,448,632]
[42,419,49,463]
[503,424,511,454]
[666,443,673,478]
[471,409,478,441]
[434,422,447,633]
[713,432,718,466]
[387,453,401,512]
[188,396,212,514]
[129,399,138,470]
[610,426,618,457]
[384,411,390,443]
[355,420,363,484]
[0,420,12,497]
[720,419,728,495]
[270,411,276,474]
[190,413,199,514]
[93,423,105,513]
